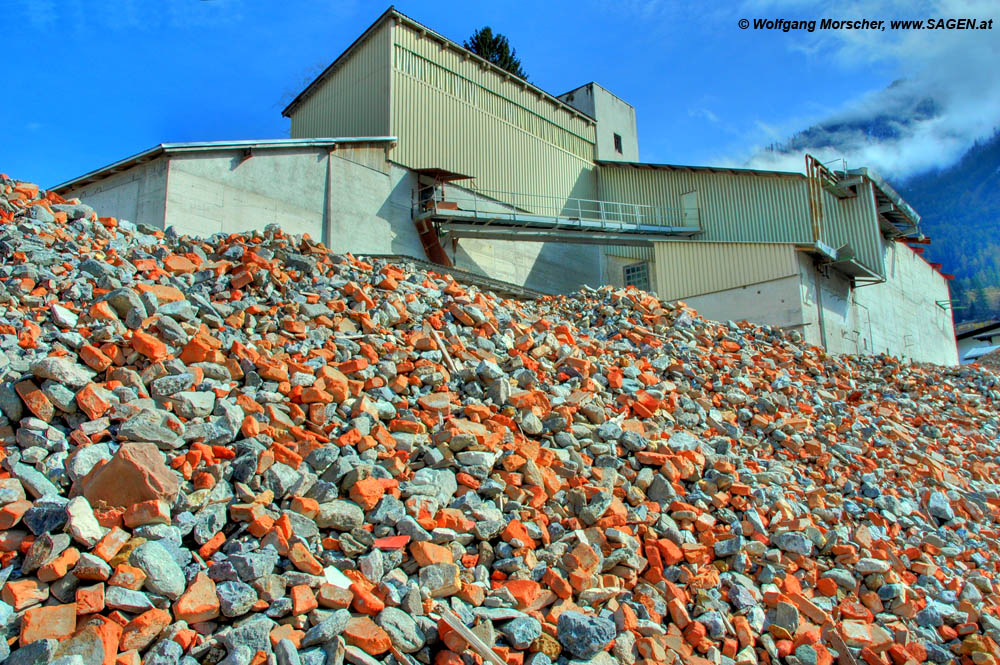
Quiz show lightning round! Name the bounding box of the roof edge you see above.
[596,159,805,178]
[52,137,398,192]
[281,6,398,118]
[282,7,596,123]
[849,167,921,227]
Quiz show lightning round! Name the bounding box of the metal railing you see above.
[416,185,699,232]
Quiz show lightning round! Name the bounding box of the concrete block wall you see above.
[798,246,958,365]
[452,238,603,295]
[64,160,168,228]
[679,275,806,331]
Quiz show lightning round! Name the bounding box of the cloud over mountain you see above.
[738,0,999,179]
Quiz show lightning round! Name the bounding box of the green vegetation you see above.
[897,130,1000,323]
[463,27,528,80]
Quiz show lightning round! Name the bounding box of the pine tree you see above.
[463,27,528,80]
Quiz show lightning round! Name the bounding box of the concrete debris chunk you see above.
[0,176,998,665]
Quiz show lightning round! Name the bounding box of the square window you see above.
[613,133,623,154]
[623,262,650,291]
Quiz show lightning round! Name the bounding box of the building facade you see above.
[55,7,958,365]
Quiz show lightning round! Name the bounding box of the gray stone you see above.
[501,616,542,650]
[418,562,461,597]
[151,373,195,398]
[104,586,154,612]
[145,638,183,665]
[274,639,301,665]
[302,609,351,647]
[66,443,111,482]
[928,491,954,521]
[667,431,700,451]
[316,500,365,531]
[219,615,276,655]
[65,496,106,547]
[556,611,617,660]
[171,391,216,419]
[217,580,258,617]
[104,288,147,329]
[728,584,758,610]
[6,639,58,665]
[119,409,183,448]
[821,568,857,590]
[795,644,819,665]
[130,540,186,599]
[855,557,891,575]
[773,601,799,633]
[230,549,279,581]
[30,357,96,389]
[53,626,107,665]
[11,461,61,498]
[771,531,813,556]
[218,646,254,665]
[376,606,425,653]
[715,535,743,558]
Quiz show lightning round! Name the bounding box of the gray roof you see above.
[964,344,1000,361]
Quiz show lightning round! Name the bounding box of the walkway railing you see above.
[416,185,699,233]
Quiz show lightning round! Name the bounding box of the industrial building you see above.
[54,7,958,365]
[956,321,1000,364]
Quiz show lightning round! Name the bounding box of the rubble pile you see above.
[0,175,999,665]
[976,350,1000,373]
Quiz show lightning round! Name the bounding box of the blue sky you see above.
[1,0,995,187]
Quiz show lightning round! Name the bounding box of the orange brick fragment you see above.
[130,330,168,361]
[120,608,171,652]
[173,572,220,623]
[20,603,76,644]
[344,616,392,655]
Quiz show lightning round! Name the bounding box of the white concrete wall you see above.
[799,244,958,365]
[678,275,805,330]
[65,160,168,227]
[451,238,603,295]
[65,147,601,295]
[162,147,425,260]
[558,83,639,162]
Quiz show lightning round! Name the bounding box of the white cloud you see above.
[689,108,720,123]
[736,0,1000,179]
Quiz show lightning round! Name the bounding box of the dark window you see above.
[623,262,650,291]
[613,133,623,154]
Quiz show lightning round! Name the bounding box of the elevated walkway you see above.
[413,181,700,256]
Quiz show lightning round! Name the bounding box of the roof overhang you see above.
[596,159,804,179]
[52,137,398,192]
[956,320,1000,340]
[847,167,921,235]
[414,168,474,183]
[964,344,1000,361]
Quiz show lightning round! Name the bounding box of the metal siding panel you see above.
[653,242,798,301]
[820,180,884,276]
[600,166,818,262]
[290,22,391,139]
[389,23,597,207]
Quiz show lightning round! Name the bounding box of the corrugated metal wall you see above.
[653,241,799,301]
[389,21,598,207]
[600,165,885,277]
[289,22,392,139]
[818,179,885,276]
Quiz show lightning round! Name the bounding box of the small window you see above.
[613,133,623,154]
[623,262,650,291]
